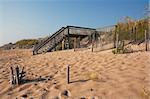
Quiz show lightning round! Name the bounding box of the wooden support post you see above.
[67,28,70,49]
[62,39,65,50]
[88,35,92,44]
[99,33,103,48]
[145,30,148,51]
[67,65,70,84]
[33,51,35,55]
[122,40,125,53]
[92,41,94,52]
[77,36,81,48]
[95,32,98,48]
[74,37,77,51]
[122,40,124,49]
[91,34,94,52]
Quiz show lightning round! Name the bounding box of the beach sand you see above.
[0,49,150,99]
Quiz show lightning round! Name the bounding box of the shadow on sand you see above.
[20,77,47,84]
[69,79,89,84]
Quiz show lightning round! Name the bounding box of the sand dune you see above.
[0,49,150,99]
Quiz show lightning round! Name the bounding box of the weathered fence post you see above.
[131,27,134,42]
[15,66,20,85]
[67,65,70,84]
[20,67,25,83]
[10,66,25,86]
[134,27,137,42]
[10,67,14,85]
[114,25,118,48]
[145,30,148,51]
[116,33,119,52]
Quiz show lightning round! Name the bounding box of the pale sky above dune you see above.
[0,0,148,46]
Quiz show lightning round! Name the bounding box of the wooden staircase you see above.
[33,26,96,55]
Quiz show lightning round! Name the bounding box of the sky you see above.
[0,0,148,46]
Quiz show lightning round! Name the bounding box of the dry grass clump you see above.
[141,87,150,99]
[86,72,99,81]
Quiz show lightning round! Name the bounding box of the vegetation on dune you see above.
[15,39,39,48]
[115,16,149,42]
[112,16,149,54]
